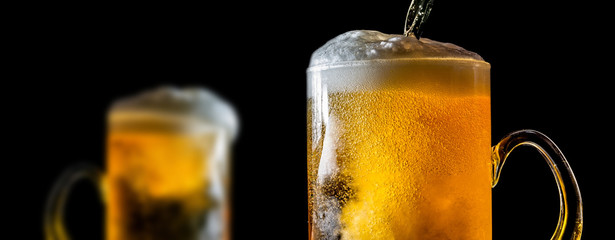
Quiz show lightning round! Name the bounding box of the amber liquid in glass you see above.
[308,59,491,240]
[106,115,226,240]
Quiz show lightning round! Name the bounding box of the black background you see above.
[7,0,611,239]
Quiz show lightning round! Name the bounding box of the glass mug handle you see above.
[44,163,103,240]
[491,130,583,240]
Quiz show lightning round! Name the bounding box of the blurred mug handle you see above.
[44,163,103,240]
[491,130,583,240]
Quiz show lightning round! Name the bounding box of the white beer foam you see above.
[309,30,483,68]
[111,86,239,141]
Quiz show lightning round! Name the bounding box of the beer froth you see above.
[307,30,489,98]
[308,30,484,69]
[110,86,239,140]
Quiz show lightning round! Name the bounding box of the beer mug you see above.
[44,87,239,240]
[307,31,583,240]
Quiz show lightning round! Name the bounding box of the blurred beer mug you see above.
[45,87,238,240]
[307,30,583,240]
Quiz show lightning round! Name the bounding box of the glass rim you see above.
[307,57,490,72]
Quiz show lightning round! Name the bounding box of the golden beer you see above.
[105,88,237,240]
[308,31,491,240]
